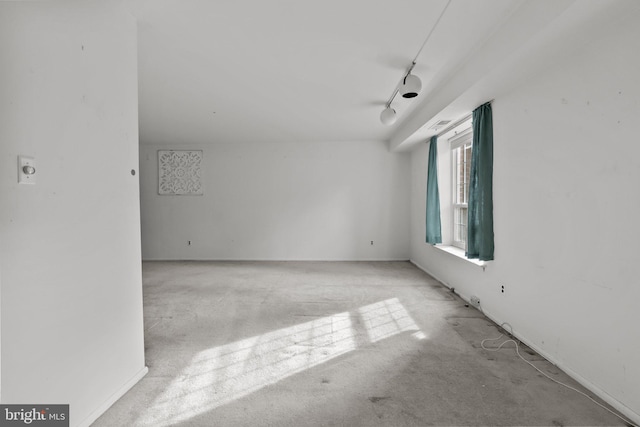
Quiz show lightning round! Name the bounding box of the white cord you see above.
[144,318,163,332]
[481,328,637,427]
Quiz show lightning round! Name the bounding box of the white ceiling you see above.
[129,0,530,145]
[129,0,623,148]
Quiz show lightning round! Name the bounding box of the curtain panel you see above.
[426,136,442,244]
[467,102,494,260]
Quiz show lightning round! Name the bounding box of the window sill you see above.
[432,244,488,269]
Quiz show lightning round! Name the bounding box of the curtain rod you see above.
[432,99,495,139]
[434,114,472,138]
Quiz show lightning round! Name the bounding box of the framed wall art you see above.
[158,150,203,195]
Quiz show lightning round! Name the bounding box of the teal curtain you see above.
[426,136,442,244]
[467,102,494,260]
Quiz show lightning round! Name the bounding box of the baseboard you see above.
[409,259,640,426]
[77,366,148,427]
[410,259,452,290]
[142,258,411,262]
[482,306,640,426]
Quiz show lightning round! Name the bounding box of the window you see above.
[428,103,493,262]
[450,127,472,250]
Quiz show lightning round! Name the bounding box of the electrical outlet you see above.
[188,240,192,246]
[470,295,481,308]
[18,155,36,184]
[501,284,505,294]
[370,241,374,245]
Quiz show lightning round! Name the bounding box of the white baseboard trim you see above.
[77,366,148,427]
[409,259,640,426]
[142,258,411,262]
[481,307,640,426]
[410,259,452,290]
[482,310,640,425]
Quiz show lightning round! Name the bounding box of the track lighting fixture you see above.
[400,73,422,99]
[380,106,397,125]
[379,0,451,125]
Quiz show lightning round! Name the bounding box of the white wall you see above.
[0,1,146,425]
[140,141,410,261]
[410,8,640,423]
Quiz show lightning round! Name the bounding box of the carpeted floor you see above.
[92,261,627,426]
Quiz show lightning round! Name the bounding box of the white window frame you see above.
[450,128,473,251]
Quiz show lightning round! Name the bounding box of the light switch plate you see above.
[18,155,36,184]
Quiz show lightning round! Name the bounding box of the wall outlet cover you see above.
[470,296,481,308]
[18,155,36,184]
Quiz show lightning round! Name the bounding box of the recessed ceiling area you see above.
[129,0,526,145]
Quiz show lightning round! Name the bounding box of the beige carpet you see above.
[92,261,627,426]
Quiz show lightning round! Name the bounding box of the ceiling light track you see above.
[380,0,453,125]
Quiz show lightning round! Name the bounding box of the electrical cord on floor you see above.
[481,324,638,427]
[144,318,163,332]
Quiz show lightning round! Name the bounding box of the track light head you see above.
[377,0,451,121]
[400,73,422,99]
[380,106,397,125]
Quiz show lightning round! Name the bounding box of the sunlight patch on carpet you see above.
[137,298,422,426]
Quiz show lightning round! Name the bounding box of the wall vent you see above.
[429,120,451,130]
